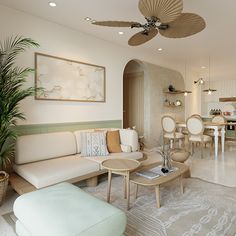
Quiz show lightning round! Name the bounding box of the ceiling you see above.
[1,0,236,80]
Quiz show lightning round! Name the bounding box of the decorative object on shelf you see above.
[222,104,235,116]
[163,93,183,108]
[209,109,222,116]
[194,78,205,85]
[35,53,106,102]
[92,0,206,46]
[203,57,217,95]
[168,84,175,92]
[175,100,182,106]
[0,36,39,205]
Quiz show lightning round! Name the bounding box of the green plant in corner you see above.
[0,36,39,171]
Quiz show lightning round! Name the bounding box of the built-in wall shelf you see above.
[219,97,236,102]
[164,90,184,94]
[164,104,182,108]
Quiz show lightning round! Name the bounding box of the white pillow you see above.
[120,144,132,153]
[80,132,109,157]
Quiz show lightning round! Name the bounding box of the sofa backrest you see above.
[15,132,77,164]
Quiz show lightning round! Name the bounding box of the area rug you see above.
[2,177,236,236]
[84,177,236,236]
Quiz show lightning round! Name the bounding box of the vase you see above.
[0,171,9,206]
[161,151,173,171]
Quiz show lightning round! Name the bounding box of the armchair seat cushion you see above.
[189,135,212,142]
[164,132,184,139]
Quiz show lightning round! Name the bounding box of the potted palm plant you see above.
[0,36,39,205]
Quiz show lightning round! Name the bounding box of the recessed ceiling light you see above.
[91,20,96,24]
[158,48,163,51]
[84,17,92,21]
[201,66,206,69]
[118,31,124,35]
[49,2,56,7]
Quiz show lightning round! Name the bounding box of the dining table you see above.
[177,121,227,159]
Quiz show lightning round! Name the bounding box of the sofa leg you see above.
[86,176,98,187]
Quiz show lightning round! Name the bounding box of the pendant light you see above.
[203,57,216,95]
[194,78,205,85]
[183,59,192,96]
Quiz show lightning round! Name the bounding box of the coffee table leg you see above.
[134,184,138,199]
[155,185,160,208]
[123,176,127,199]
[126,171,130,210]
[180,175,184,194]
[107,170,112,203]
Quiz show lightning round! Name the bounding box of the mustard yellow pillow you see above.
[106,130,122,153]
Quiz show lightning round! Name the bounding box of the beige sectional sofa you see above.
[12,129,143,193]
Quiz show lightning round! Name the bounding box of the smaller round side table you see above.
[101,159,140,210]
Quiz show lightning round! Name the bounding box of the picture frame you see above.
[35,53,106,102]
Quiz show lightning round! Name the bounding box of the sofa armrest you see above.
[119,129,139,152]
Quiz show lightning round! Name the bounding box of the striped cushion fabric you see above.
[81,132,109,157]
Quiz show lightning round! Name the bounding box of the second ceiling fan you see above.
[92,0,206,46]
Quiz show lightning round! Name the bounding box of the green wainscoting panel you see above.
[16,120,122,136]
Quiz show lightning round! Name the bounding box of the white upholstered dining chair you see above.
[186,116,212,158]
[162,115,185,149]
[204,115,226,143]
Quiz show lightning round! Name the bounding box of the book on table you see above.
[136,170,161,179]
[136,166,179,179]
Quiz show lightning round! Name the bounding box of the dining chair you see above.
[181,114,202,136]
[204,115,226,144]
[161,115,185,149]
[191,114,202,118]
[186,116,212,158]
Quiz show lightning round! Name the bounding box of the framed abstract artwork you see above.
[35,53,106,102]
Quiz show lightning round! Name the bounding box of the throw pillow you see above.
[81,132,109,157]
[106,130,122,153]
[120,144,132,153]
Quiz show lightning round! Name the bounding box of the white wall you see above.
[0,5,183,125]
[184,71,202,118]
[143,62,185,147]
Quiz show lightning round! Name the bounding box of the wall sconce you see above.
[194,78,205,85]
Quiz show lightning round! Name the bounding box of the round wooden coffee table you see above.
[102,159,140,210]
[130,161,189,208]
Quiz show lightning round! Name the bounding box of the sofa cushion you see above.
[81,132,109,156]
[15,132,77,164]
[14,183,126,236]
[13,155,99,189]
[84,151,143,167]
[106,130,122,153]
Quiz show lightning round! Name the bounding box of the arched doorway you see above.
[123,60,144,136]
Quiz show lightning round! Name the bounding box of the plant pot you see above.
[0,171,9,206]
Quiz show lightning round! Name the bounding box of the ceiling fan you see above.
[92,0,206,46]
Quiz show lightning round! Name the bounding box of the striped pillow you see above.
[80,132,109,157]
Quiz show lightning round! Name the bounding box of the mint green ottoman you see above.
[13,183,126,236]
